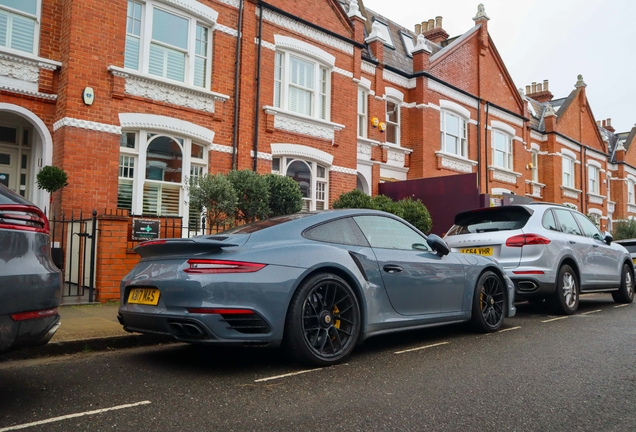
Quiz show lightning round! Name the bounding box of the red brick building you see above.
[1,0,633,301]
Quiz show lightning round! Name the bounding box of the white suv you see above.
[444,203,634,314]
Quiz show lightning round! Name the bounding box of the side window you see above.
[553,209,582,236]
[542,209,558,231]
[573,213,603,241]
[303,218,370,247]
[353,215,431,251]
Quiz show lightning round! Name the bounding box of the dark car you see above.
[0,184,61,353]
[119,209,515,366]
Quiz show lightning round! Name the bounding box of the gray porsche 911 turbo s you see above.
[118,209,515,366]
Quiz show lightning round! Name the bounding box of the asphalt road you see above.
[1,294,635,432]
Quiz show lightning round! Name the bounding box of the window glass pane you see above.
[124,35,140,69]
[149,43,185,81]
[0,126,17,143]
[146,136,182,182]
[304,218,369,246]
[117,180,133,212]
[0,0,37,15]
[194,57,206,87]
[126,1,142,35]
[286,160,311,198]
[542,210,558,231]
[120,132,136,149]
[9,14,34,52]
[191,143,204,159]
[0,13,7,47]
[387,101,398,123]
[152,8,188,49]
[289,87,312,116]
[119,155,135,178]
[446,113,459,136]
[290,56,313,89]
[272,158,280,172]
[274,52,282,108]
[574,213,602,239]
[554,209,582,236]
[354,216,427,250]
[195,25,207,56]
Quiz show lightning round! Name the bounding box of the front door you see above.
[0,146,18,192]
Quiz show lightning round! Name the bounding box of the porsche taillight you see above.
[184,259,266,274]
[505,234,551,247]
[0,204,50,235]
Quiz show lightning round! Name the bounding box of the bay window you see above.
[271,156,328,211]
[124,0,212,88]
[274,50,330,120]
[0,0,38,54]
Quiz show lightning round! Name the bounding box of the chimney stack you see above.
[526,79,554,103]
[605,118,615,133]
[415,23,421,34]
[421,16,449,43]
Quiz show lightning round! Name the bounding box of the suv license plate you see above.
[128,288,160,305]
[460,247,493,256]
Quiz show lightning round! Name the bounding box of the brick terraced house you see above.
[0,0,634,302]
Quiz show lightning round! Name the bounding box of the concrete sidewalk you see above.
[0,303,168,361]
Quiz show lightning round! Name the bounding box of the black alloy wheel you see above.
[471,271,505,332]
[285,273,360,366]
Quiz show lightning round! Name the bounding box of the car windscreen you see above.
[446,206,532,236]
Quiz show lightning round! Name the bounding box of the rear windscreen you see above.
[446,207,532,236]
[620,244,636,253]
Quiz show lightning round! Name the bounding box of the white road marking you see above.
[394,341,449,355]
[581,309,602,315]
[614,304,629,308]
[255,368,323,383]
[497,326,521,333]
[541,316,569,323]
[0,401,151,432]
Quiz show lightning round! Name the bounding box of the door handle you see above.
[592,244,599,248]
[569,241,576,244]
[383,264,403,273]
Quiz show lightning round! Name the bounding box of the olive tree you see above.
[188,174,238,228]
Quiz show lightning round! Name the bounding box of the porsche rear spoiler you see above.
[134,235,243,258]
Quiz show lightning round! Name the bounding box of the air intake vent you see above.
[220,313,271,334]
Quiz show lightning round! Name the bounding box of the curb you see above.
[0,334,171,362]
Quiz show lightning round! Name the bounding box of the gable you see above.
[429,28,480,95]
[266,0,354,39]
[555,89,607,153]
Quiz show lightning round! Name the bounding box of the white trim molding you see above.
[216,24,238,37]
[274,35,335,66]
[488,106,524,127]
[561,185,582,199]
[331,165,357,175]
[587,192,605,205]
[361,61,376,75]
[385,87,404,102]
[264,106,344,141]
[259,9,354,55]
[439,99,471,120]
[53,118,121,135]
[488,166,522,185]
[119,113,215,142]
[250,150,273,160]
[490,120,516,136]
[436,151,477,174]
[383,69,415,89]
[271,143,334,166]
[108,66,230,113]
[428,80,478,109]
[211,144,233,154]
[530,131,547,141]
[0,51,61,98]
[160,0,218,24]
[557,135,581,152]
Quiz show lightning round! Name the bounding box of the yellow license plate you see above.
[460,247,493,256]
[128,288,160,305]
[632,258,636,265]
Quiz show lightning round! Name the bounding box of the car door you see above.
[353,215,466,316]
[553,209,597,287]
[573,212,621,286]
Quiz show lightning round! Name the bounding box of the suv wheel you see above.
[612,263,634,304]
[549,264,579,315]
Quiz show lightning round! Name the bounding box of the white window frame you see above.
[385,98,400,145]
[531,150,539,183]
[273,49,331,121]
[562,155,575,189]
[629,178,635,205]
[357,87,368,138]
[271,156,329,211]
[440,110,468,158]
[117,129,208,226]
[371,19,394,47]
[0,0,40,55]
[588,163,600,194]
[492,129,513,170]
[124,0,214,88]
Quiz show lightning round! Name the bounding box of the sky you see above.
[361,0,636,133]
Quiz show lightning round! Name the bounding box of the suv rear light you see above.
[11,307,58,321]
[0,204,50,234]
[505,234,551,247]
[184,259,266,274]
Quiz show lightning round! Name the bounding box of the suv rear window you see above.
[446,206,532,236]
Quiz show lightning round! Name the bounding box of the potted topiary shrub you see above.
[36,165,68,268]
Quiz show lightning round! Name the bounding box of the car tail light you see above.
[512,270,545,275]
[10,307,58,321]
[0,204,50,234]
[505,234,551,247]
[184,259,266,274]
[187,308,255,315]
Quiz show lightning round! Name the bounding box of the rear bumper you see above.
[509,276,555,298]
[0,313,61,353]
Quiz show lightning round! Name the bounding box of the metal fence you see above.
[49,210,97,303]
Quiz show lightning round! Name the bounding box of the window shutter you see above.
[124,35,140,70]
[117,180,133,212]
[148,43,164,77]
[9,14,35,53]
[166,48,185,82]
[0,12,7,47]
[194,56,205,87]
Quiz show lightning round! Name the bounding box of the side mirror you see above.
[603,231,613,245]
[426,234,450,256]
